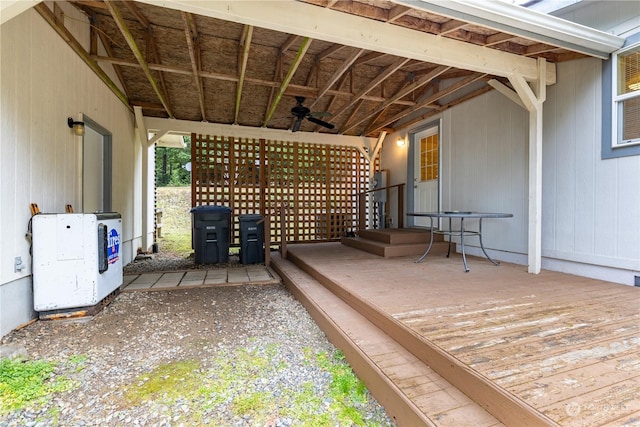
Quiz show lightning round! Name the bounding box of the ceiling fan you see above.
[290,96,335,132]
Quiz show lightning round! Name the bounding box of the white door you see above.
[413,126,439,227]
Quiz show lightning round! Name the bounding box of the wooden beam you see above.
[370,130,386,163]
[280,34,300,53]
[92,55,417,106]
[340,98,366,134]
[487,79,525,109]
[342,65,450,134]
[264,34,299,123]
[142,0,556,84]
[263,37,312,127]
[124,0,174,117]
[316,43,345,61]
[397,86,492,132]
[333,56,410,130]
[366,72,486,135]
[439,20,468,36]
[33,3,131,111]
[144,116,377,148]
[104,0,173,117]
[387,4,411,23]
[93,12,131,99]
[311,72,351,132]
[182,11,207,121]
[235,25,254,124]
[309,48,364,109]
[134,106,148,146]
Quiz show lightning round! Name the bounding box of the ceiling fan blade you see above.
[292,117,303,132]
[308,111,332,117]
[307,116,335,129]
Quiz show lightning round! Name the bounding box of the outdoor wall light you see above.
[396,137,406,147]
[67,117,85,136]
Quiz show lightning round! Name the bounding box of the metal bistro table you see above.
[408,211,513,272]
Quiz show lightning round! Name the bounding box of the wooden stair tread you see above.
[358,228,442,244]
[271,253,503,427]
[341,235,451,258]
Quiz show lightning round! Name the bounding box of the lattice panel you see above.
[192,133,372,245]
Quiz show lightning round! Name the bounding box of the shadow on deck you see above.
[270,241,640,427]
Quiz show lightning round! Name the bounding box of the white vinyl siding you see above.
[1,7,140,336]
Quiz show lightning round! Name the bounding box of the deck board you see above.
[273,254,502,427]
[281,242,640,426]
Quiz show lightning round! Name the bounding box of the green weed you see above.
[123,360,202,406]
[0,358,73,414]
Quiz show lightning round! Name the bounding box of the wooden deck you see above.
[270,242,640,427]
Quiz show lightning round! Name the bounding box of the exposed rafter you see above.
[40,0,622,136]
[387,4,411,23]
[235,25,254,124]
[342,65,450,134]
[33,3,130,111]
[91,55,416,107]
[92,12,131,100]
[309,48,363,109]
[332,56,410,130]
[182,11,207,121]
[104,0,173,118]
[366,72,487,135]
[123,1,173,117]
[263,37,312,127]
[265,34,299,123]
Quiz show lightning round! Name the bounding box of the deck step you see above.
[282,245,556,427]
[358,228,441,245]
[341,236,452,258]
[271,253,503,427]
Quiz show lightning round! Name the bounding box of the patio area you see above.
[271,242,640,427]
[122,265,279,291]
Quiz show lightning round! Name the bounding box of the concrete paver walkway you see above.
[123,266,279,292]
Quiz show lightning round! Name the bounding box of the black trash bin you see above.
[239,214,265,265]
[191,205,232,264]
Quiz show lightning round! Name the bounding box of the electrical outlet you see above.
[14,256,26,272]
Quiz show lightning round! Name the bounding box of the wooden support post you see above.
[261,215,270,267]
[358,193,366,233]
[280,205,287,259]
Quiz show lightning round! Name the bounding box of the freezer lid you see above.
[95,212,121,220]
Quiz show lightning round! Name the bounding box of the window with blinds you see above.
[614,44,640,146]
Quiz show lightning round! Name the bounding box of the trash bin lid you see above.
[190,205,232,213]
[239,214,263,221]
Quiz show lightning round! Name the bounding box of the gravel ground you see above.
[0,254,396,427]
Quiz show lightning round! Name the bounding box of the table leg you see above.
[460,217,469,272]
[414,216,434,263]
[478,218,500,266]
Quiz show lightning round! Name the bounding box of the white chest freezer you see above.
[32,213,123,312]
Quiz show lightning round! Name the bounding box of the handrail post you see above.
[355,183,405,232]
[398,183,404,229]
[358,192,366,234]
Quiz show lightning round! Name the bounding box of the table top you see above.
[408,211,513,219]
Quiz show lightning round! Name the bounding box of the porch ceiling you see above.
[43,0,618,137]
